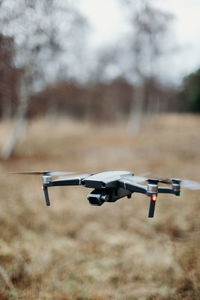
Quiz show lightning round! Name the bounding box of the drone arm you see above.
[131,183,147,194]
[119,179,158,217]
[41,179,81,207]
[50,174,90,187]
[50,180,80,186]
[41,174,90,206]
[158,187,173,194]
[41,179,80,207]
[118,179,147,194]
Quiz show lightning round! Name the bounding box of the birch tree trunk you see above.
[127,79,145,135]
[1,74,29,159]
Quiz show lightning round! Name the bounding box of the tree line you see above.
[0,31,197,123]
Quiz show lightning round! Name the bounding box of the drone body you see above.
[13,170,200,218]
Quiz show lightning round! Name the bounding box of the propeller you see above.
[127,175,200,190]
[126,175,166,184]
[10,171,74,176]
[162,178,200,190]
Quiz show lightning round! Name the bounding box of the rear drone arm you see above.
[42,174,89,205]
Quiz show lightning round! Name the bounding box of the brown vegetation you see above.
[0,114,199,299]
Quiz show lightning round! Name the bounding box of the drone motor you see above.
[171,180,181,196]
[42,175,52,184]
[147,183,158,196]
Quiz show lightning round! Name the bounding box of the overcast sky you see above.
[80,0,200,84]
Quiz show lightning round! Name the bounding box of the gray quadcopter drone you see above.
[13,170,200,218]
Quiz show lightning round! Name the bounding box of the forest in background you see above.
[0,31,198,124]
[0,0,199,126]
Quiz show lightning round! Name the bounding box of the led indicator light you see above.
[152,195,157,202]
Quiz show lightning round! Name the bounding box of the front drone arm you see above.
[158,186,181,196]
[148,186,181,217]
[119,178,179,218]
[158,187,173,194]
[119,178,157,217]
[118,179,147,194]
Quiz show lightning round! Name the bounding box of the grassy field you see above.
[0,114,200,299]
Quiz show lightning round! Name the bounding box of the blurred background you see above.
[0,0,200,299]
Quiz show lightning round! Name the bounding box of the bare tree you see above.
[0,34,18,121]
[0,0,88,158]
[119,0,174,134]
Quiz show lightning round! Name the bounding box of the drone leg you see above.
[148,196,156,218]
[43,185,50,206]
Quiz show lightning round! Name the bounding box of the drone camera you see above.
[88,195,104,206]
[87,190,109,206]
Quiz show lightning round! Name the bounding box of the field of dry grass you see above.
[0,114,200,299]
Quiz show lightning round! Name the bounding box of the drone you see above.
[12,170,200,218]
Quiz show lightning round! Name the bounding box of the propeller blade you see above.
[181,179,200,190]
[156,177,200,190]
[10,171,74,176]
[156,178,172,184]
[127,175,169,184]
[138,172,151,177]
[10,171,48,175]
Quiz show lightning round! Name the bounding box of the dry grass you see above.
[0,114,200,299]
